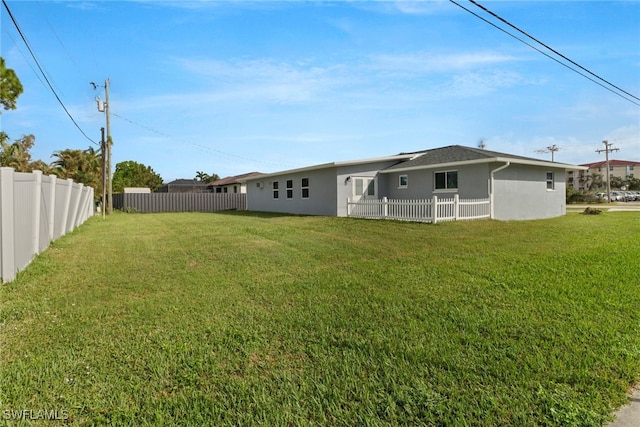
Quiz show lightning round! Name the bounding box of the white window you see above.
[546,172,554,190]
[398,175,408,188]
[272,181,279,199]
[354,178,375,197]
[434,171,458,190]
[301,178,309,199]
[286,180,293,199]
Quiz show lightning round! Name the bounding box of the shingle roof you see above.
[209,172,262,186]
[166,179,206,186]
[384,145,573,171]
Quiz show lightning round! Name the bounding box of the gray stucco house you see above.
[242,145,586,221]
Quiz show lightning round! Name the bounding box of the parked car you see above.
[609,191,624,202]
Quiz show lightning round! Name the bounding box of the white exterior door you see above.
[352,177,376,202]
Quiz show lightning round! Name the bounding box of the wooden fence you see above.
[113,192,246,213]
[347,195,490,223]
[1,168,94,283]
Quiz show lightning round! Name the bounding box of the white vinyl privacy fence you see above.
[0,168,94,283]
[347,195,490,223]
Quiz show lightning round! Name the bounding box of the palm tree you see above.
[195,171,211,182]
[0,133,35,172]
[51,147,102,196]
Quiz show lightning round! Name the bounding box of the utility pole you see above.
[92,79,112,214]
[105,78,112,215]
[596,140,619,203]
[101,127,106,219]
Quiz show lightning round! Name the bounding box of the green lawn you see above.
[1,211,639,426]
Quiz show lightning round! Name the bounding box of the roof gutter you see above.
[490,162,510,219]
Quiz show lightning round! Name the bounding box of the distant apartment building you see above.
[567,159,640,191]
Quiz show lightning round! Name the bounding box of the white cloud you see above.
[393,0,452,15]
[368,51,522,75]
[442,70,528,97]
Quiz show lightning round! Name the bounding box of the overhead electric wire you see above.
[2,0,98,145]
[449,0,640,107]
[468,0,640,103]
[111,112,293,169]
[3,30,47,88]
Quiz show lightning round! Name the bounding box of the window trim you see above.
[272,181,279,199]
[301,177,309,199]
[434,170,458,192]
[398,174,408,189]
[286,179,293,199]
[546,171,555,191]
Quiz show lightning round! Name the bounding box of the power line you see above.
[3,30,47,88]
[111,112,293,169]
[2,0,98,145]
[448,0,640,107]
[467,0,640,103]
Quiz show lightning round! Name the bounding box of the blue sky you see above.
[1,1,639,182]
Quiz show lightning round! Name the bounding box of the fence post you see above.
[454,194,459,221]
[59,179,73,237]
[32,170,43,257]
[347,197,351,217]
[0,167,16,283]
[432,195,438,224]
[47,175,56,242]
[383,197,388,219]
[67,183,83,233]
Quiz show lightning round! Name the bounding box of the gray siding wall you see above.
[492,164,566,220]
[246,159,403,217]
[335,160,401,217]
[383,163,491,200]
[247,168,338,216]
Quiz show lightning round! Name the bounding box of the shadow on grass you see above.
[214,209,313,220]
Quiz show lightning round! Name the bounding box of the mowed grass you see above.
[1,211,639,426]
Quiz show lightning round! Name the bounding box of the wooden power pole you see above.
[596,140,619,203]
[105,78,113,215]
[93,79,113,214]
[101,127,106,219]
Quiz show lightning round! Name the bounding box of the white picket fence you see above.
[347,195,490,223]
[0,168,94,283]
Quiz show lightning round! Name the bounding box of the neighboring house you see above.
[208,172,262,194]
[567,160,640,191]
[243,145,587,221]
[156,179,209,193]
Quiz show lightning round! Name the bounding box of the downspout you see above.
[490,162,510,219]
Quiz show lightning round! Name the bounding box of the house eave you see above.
[380,157,588,173]
[241,154,415,182]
